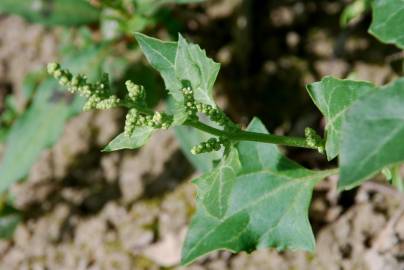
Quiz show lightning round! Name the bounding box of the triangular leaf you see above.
[339,78,404,189]
[135,33,221,124]
[181,118,329,265]
[307,77,376,160]
[175,34,220,107]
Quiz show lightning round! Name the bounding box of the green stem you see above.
[186,120,316,150]
[392,165,404,192]
[120,101,316,150]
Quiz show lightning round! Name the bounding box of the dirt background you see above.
[1,0,404,269]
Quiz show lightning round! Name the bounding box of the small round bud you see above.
[161,123,170,129]
[47,62,60,74]
[60,76,69,86]
[153,112,162,122]
[53,70,62,78]
[71,75,80,87]
[191,137,223,155]
[83,95,101,111]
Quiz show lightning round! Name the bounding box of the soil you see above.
[1,1,404,269]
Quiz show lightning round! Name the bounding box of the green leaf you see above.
[369,0,404,49]
[0,0,100,27]
[103,127,154,152]
[181,118,329,265]
[135,33,220,123]
[0,80,82,193]
[339,78,404,189]
[175,34,220,107]
[0,44,108,193]
[307,77,376,160]
[134,33,182,99]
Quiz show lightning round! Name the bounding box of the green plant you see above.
[1,0,404,265]
[46,1,404,263]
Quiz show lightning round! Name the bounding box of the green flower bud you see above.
[182,87,193,96]
[95,95,120,110]
[191,137,223,155]
[83,95,101,111]
[80,85,92,97]
[305,127,325,154]
[53,70,63,79]
[47,62,60,74]
[124,109,139,136]
[153,112,162,122]
[126,80,145,102]
[60,76,70,86]
[71,75,80,87]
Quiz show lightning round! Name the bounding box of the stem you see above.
[120,100,316,150]
[186,120,316,150]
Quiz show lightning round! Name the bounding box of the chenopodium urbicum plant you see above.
[48,32,404,265]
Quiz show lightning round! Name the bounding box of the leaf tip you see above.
[100,146,111,153]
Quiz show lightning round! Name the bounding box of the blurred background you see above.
[0,0,403,269]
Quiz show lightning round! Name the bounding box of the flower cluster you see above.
[123,81,173,136]
[49,63,174,137]
[182,86,198,120]
[124,109,173,136]
[181,86,237,155]
[305,127,325,154]
[47,63,120,111]
[191,136,229,155]
[181,86,237,131]
[126,80,145,103]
